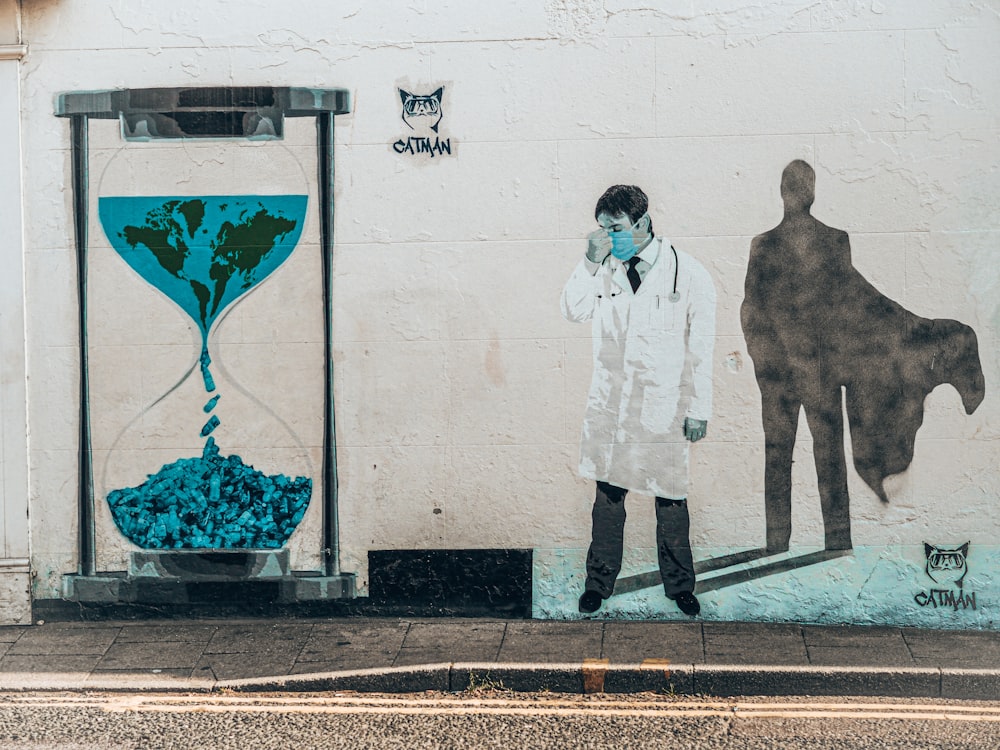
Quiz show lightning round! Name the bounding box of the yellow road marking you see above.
[640,658,671,680]
[3,694,1000,722]
[581,658,609,694]
[92,705,1000,722]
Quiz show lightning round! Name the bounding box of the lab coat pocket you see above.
[648,295,678,330]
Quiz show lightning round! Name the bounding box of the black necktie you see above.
[626,257,642,293]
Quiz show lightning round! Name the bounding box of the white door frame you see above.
[0,0,30,625]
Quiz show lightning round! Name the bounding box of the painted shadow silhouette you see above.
[741,160,985,553]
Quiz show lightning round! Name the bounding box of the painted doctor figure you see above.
[561,185,717,616]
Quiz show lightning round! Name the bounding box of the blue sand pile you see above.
[107,438,311,549]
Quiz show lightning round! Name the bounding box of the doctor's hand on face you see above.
[684,418,708,442]
[586,228,613,264]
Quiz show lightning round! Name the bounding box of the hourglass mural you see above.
[98,195,311,549]
[55,87,356,601]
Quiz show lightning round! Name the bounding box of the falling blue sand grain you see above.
[200,415,221,437]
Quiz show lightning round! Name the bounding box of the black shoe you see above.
[674,591,700,617]
[578,590,604,614]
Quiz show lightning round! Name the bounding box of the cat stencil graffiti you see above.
[915,542,977,611]
[399,87,443,133]
[393,84,454,159]
[924,542,970,588]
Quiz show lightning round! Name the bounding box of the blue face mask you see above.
[608,231,639,261]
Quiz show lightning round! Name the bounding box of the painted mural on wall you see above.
[393,84,454,158]
[535,163,991,626]
[97,195,313,549]
[48,86,347,606]
[742,160,986,553]
[560,185,717,618]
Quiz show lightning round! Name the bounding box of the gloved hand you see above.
[585,228,612,265]
[684,418,708,442]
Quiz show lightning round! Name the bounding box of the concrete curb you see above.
[3,664,999,699]
[0,673,217,693]
[941,669,1000,700]
[691,665,941,698]
[213,664,1000,700]
[220,664,453,694]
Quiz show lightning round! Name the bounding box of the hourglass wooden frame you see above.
[55,86,351,582]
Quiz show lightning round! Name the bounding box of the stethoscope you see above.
[667,244,680,303]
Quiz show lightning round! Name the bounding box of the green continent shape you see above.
[121,199,196,278]
[177,199,206,238]
[207,209,297,318]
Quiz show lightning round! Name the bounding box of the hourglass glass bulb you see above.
[90,138,320,557]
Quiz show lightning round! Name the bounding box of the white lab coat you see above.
[561,238,717,499]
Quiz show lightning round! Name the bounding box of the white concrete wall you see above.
[17,1,1000,625]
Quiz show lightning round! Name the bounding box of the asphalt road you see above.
[1,692,999,749]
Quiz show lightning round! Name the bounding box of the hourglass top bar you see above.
[55,86,351,139]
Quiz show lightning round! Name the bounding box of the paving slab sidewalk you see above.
[0,618,997,699]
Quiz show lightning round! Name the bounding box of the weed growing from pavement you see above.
[464,671,508,693]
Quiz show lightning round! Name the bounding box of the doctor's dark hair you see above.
[595,185,653,233]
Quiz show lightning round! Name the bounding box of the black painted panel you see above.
[368,549,533,617]
[185,581,284,604]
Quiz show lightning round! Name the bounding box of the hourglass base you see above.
[62,552,356,606]
[130,549,291,579]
